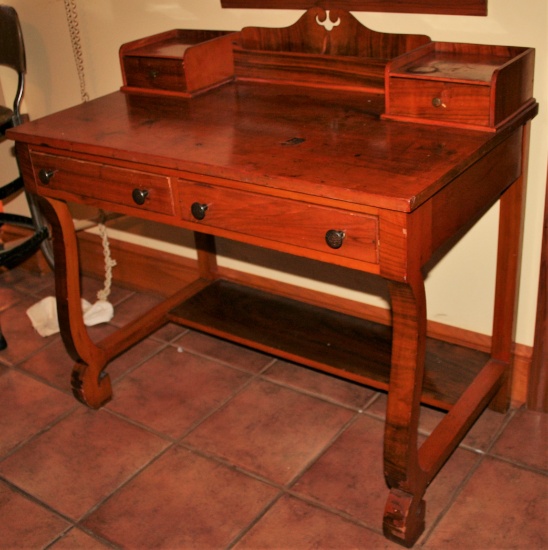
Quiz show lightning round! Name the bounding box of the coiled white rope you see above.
[96,222,117,302]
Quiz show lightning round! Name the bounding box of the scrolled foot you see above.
[383,489,426,547]
[71,361,112,409]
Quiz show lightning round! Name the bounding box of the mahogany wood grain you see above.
[37,196,112,408]
[418,359,505,476]
[11,88,512,214]
[383,274,428,546]
[234,8,429,92]
[179,179,380,265]
[237,8,429,58]
[220,0,488,16]
[490,124,529,411]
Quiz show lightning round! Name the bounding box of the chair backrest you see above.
[0,5,26,73]
[0,5,26,124]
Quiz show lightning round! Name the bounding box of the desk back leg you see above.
[195,231,218,281]
[490,123,530,411]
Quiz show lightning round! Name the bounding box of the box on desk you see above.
[384,41,535,131]
[119,29,237,97]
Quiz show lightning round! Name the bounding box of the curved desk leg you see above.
[39,196,111,409]
[383,275,428,547]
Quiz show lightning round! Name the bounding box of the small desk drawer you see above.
[388,79,491,126]
[123,56,187,93]
[384,43,534,130]
[120,29,236,97]
[31,152,174,215]
[179,181,379,264]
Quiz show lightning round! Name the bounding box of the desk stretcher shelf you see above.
[168,279,490,410]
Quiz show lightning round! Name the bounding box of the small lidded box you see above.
[384,42,535,131]
[120,29,237,97]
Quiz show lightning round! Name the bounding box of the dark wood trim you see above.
[528,170,547,412]
[220,0,488,16]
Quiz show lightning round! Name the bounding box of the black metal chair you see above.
[0,5,52,350]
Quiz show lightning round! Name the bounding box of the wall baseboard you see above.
[4,224,532,406]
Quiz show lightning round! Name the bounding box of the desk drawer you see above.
[123,56,186,93]
[388,78,491,127]
[31,152,174,215]
[179,181,379,263]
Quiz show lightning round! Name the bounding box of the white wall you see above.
[2,0,547,347]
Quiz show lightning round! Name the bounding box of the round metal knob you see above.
[432,97,444,108]
[191,202,208,220]
[325,229,345,249]
[38,169,56,185]
[132,188,149,205]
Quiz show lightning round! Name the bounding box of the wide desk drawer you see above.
[31,152,174,215]
[179,181,379,264]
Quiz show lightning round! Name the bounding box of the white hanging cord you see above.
[96,222,117,302]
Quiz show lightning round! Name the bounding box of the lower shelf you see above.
[168,279,490,410]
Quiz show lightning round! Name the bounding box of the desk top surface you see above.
[9,82,526,212]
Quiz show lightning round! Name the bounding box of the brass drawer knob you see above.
[38,168,56,185]
[191,202,208,220]
[132,188,149,205]
[325,229,345,249]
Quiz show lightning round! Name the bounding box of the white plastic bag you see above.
[27,296,114,337]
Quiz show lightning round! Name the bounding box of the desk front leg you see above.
[38,196,112,408]
[383,273,428,547]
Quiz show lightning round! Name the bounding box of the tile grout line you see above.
[43,524,122,550]
[0,402,80,464]
[87,356,389,545]
[73,439,178,533]
[0,475,78,529]
[224,491,286,549]
[484,452,548,476]
[419,406,520,546]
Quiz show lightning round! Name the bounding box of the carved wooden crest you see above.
[237,7,430,57]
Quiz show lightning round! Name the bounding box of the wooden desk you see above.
[9,10,537,546]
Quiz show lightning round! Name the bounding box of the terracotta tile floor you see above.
[0,267,546,549]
